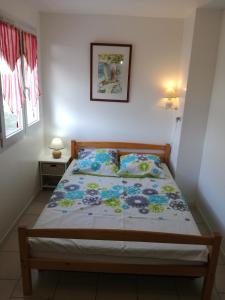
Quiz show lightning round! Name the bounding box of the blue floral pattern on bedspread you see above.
[47,173,189,220]
[33,165,208,265]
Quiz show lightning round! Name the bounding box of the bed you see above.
[18,140,222,300]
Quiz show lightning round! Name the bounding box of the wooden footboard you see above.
[18,227,221,299]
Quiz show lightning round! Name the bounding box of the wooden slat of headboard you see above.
[71,140,171,165]
[75,141,166,150]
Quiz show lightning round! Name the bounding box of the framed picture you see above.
[90,43,132,102]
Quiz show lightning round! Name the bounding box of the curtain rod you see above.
[0,10,37,35]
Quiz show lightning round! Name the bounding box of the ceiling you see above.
[26,0,215,18]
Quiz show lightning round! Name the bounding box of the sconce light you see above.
[163,84,180,110]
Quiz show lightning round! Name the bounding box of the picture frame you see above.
[90,43,132,102]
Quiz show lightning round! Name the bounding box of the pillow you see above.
[73,148,119,176]
[117,153,165,178]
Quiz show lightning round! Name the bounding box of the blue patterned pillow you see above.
[117,153,165,178]
[73,148,119,176]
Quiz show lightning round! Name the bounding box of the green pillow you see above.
[117,153,165,178]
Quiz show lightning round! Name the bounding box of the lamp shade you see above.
[49,137,64,150]
[165,87,179,99]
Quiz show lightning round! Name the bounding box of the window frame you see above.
[0,82,25,149]
[0,14,40,150]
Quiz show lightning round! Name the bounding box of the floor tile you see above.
[178,295,202,300]
[96,273,137,300]
[0,230,19,252]
[60,271,97,283]
[55,272,96,300]
[176,277,220,300]
[212,289,222,300]
[99,273,137,285]
[138,275,176,293]
[215,265,225,293]
[179,289,220,300]
[14,214,39,231]
[139,292,178,300]
[10,298,46,300]
[35,191,52,203]
[26,200,46,215]
[0,279,17,300]
[12,269,60,299]
[54,284,96,300]
[0,252,21,279]
[175,277,203,297]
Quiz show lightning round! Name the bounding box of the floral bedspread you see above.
[32,161,208,263]
[48,173,188,217]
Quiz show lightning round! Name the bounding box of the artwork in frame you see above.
[90,43,132,102]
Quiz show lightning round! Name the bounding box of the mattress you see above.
[30,161,208,264]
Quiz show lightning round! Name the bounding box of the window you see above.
[22,32,40,126]
[0,19,39,147]
[0,22,23,138]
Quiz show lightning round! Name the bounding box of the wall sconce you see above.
[162,82,180,110]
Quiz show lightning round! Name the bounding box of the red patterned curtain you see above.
[22,32,39,122]
[0,21,23,126]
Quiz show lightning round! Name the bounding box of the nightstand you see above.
[39,155,71,189]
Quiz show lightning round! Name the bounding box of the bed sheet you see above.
[30,161,208,263]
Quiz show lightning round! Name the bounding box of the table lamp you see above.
[49,137,64,159]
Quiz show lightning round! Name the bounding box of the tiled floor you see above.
[0,191,225,300]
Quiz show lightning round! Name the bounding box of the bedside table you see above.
[39,155,71,189]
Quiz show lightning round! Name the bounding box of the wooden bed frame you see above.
[18,140,222,300]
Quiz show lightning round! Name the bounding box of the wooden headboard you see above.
[71,141,171,165]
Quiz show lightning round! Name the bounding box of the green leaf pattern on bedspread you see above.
[47,175,189,221]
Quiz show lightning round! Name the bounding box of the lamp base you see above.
[52,149,62,159]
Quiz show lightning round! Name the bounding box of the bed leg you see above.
[18,226,32,295]
[21,264,32,295]
[201,233,221,300]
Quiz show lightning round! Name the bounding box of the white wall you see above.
[0,0,44,241]
[170,11,196,172]
[0,0,38,28]
[198,10,225,250]
[174,8,222,203]
[40,14,183,148]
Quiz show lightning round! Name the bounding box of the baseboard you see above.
[0,188,41,245]
[196,202,225,260]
